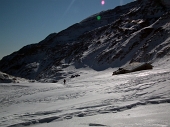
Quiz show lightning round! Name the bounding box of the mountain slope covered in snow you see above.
[0,1,170,126]
[0,59,170,127]
[0,0,170,82]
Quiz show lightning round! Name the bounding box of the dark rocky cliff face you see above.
[0,0,170,82]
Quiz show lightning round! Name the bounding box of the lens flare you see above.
[97,16,101,20]
[101,0,105,5]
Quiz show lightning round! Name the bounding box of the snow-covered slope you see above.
[0,59,170,127]
[0,0,170,82]
[0,1,170,126]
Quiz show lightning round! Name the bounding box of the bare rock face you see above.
[112,62,153,75]
[161,0,170,7]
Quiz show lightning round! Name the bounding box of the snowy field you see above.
[0,59,170,127]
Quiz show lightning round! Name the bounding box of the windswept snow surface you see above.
[0,59,170,127]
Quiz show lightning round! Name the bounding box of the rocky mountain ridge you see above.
[0,0,170,82]
[0,71,33,83]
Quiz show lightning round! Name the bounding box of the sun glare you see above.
[101,0,105,5]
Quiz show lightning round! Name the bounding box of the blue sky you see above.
[0,0,133,60]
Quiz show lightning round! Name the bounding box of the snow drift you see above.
[0,60,170,127]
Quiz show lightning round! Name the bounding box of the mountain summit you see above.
[0,0,170,82]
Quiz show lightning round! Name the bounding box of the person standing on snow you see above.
[63,79,66,85]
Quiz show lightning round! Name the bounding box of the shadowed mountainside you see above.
[0,0,170,82]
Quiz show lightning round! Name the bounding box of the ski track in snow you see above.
[0,67,170,127]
